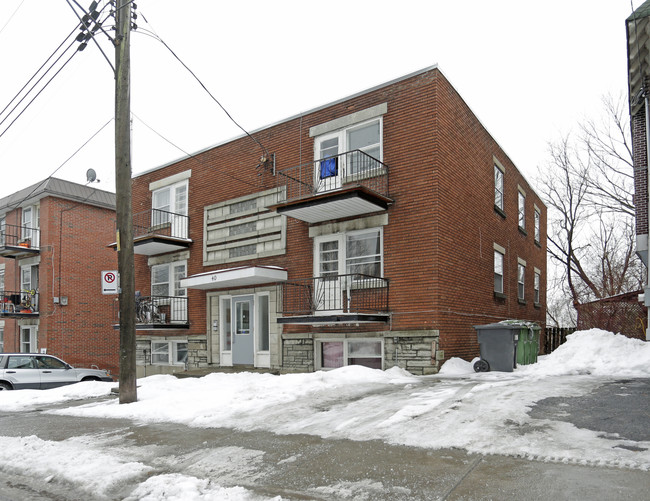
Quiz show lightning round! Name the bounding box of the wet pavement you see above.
[0,379,649,500]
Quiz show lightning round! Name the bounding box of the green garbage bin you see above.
[514,323,540,366]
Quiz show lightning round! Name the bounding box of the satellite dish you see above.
[86,168,98,183]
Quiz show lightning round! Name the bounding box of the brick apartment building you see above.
[124,65,546,376]
[0,178,119,374]
[627,1,650,341]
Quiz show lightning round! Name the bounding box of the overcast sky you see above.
[0,1,639,198]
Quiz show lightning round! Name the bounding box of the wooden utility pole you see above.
[115,0,136,403]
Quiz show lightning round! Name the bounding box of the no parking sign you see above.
[101,270,119,294]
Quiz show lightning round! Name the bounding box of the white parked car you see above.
[0,353,113,390]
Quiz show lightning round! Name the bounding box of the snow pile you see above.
[518,328,650,377]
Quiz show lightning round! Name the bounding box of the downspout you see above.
[645,92,650,341]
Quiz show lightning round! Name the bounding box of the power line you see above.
[1,118,113,214]
[0,0,25,37]
[137,11,270,161]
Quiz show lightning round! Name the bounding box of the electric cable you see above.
[65,0,116,72]
[132,113,260,189]
[0,0,25,37]
[0,118,113,213]
[137,11,270,161]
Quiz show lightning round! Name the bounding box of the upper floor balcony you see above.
[124,209,191,256]
[1,289,39,318]
[0,224,40,259]
[277,273,390,324]
[113,294,190,330]
[269,150,392,223]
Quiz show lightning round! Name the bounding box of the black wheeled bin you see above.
[473,323,520,372]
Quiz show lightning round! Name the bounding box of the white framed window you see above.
[494,162,504,212]
[534,268,541,305]
[152,180,188,238]
[0,326,4,352]
[151,340,187,365]
[0,268,4,291]
[20,264,38,310]
[314,117,383,188]
[152,261,186,298]
[518,259,526,301]
[518,188,526,230]
[0,216,5,246]
[494,246,505,294]
[20,326,37,353]
[315,228,383,278]
[316,338,383,370]
[534,206,541,243]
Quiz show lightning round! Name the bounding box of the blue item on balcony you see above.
[320,157,338,179]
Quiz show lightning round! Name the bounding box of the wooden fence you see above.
[543,327,575,354]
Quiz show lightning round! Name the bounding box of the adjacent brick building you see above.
[126,66,546,376]
[627,1,650,341]
[0,178,118,374]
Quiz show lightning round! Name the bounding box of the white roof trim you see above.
[181,266,287,290]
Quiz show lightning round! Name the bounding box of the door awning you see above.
[181,266,288,290]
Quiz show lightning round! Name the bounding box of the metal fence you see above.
[131,209,189,240]
[278,274,389,316]
[275,150,389,203]
[0,224,40,249]
[0,289,39,314]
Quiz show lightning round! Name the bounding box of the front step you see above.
[174,366,280,378]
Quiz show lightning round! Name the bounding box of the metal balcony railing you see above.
[0,224,40,250]
[275,150,389,204]
[113,294,189,327]
[0,289,39,315]
[278,274,389,316]
[132,209,189,240]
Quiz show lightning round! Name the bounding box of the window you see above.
[21,264,38,310]
[315,117,383,184]
[151,261,186,322]
[518,189,526,230]
[0,216,5,246]
[152,180,188,238]
[315,228,383,278]
[0,268,4,291]
[494,163,504,212]
[318,339,383,370]
[151,340,187,365]
[518,260,526,301]
[22,207,32,241]
[534,206,541,243]
[20,326,37,353]
[494,248,504,294]
[534,269,541,305]
[0,326,4,352]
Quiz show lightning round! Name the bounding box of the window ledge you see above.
[534,240,541,248]
[518,299,527,305]
[494,291,506,300]
[534,302,541,309]
[518,227,528,236]
[494,206,506,219]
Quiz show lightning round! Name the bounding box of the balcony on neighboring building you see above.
[0,290,39,318]
[277,273,390,324]
[0,225,40,258]
[113,294,190,330]
[113,209,191,255]
[269,150,392,223]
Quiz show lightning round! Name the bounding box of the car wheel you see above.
[81,377,101,382]
[0,382,12,391]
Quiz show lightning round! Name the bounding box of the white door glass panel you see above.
[315,135,341,192]
[316,238,342,313]
[232,296,254,365]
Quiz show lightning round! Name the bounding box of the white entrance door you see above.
[232,296,254,365]
[315,134,342,192]
[314,236,343,313]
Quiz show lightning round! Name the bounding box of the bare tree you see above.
[539,93,643,324]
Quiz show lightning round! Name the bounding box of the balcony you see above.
[126,209,191,256]
[269,150,392,223]
[113,294,189,330]
[0,290,39,318]
[277,273,390,324]
[0,225,40,258]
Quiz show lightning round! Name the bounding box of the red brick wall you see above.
[131,67,547,364]
[1,197,119,374]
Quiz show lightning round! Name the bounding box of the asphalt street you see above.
[0,378,648,500]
